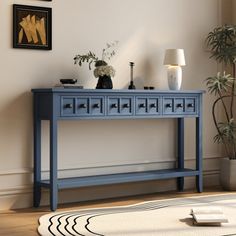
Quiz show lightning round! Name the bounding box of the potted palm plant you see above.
[205,25,236,190]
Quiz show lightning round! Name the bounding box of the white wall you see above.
[232,0,236,24]
[0,0,224,210]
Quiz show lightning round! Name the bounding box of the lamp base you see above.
[128,81,136,90]
[167,66,182,90]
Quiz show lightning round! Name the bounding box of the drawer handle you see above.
[111,103,118,108]
[65,104,73,109]
[79,104,87,109]
[123,103,130,108]
[150,103,157,108]
[177,103,183,108]
[166,103,172,108]
[93,104,100,108]
[139,103,146,108]
[188,103,194,108]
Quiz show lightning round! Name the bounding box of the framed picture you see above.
[13,4,52,50]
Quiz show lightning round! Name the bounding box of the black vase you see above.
[96,75,113,89]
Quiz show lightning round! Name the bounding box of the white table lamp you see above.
[164,49,186,90]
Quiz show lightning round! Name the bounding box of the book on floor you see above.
[190,207,228,225]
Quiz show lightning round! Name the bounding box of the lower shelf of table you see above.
[39,168,200,190]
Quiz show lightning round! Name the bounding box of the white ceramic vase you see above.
[167,66,182,90]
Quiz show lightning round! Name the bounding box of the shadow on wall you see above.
[109,28,162,89]
[0,92,33,170]
[121,56,161,90]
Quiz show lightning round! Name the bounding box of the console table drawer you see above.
[61,96,105,117]
[90,97,104,115]
[107,96,133,116]
[135,97,161,115]
[61,97,75,116]
[185,98,196,113]
[163,97,197,115]
[77,97,89,115]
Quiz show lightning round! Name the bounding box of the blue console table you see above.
[32,88,204,211]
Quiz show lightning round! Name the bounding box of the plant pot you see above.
[96,75,113,89]
[220,158,236,190]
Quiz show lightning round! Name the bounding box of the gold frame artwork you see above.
[13,4,52,50]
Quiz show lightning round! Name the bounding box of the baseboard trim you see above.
[0,169,220,211]
[0,185,32,196]
[0,155,221,176]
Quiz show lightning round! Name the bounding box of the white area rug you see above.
[38,194,236,236]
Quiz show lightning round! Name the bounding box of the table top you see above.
[32,88,205,94]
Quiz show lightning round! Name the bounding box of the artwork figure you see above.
[18,14,46,45]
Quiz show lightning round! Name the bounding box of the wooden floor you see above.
[0,187,230,236]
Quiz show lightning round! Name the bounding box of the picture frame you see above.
[13,4,52,50]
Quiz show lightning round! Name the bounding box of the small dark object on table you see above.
[144,86,155,90]
[60,79,78,84]
[128,62,136,90]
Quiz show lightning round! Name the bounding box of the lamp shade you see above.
[163,49,186,66]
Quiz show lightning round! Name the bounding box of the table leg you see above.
[33,118,41,207]
[177,118,184,191]
[196,116,203,192]
[50,119,58,211]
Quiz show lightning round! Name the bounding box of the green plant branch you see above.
[74,51,98,70]
[230,63,236,118]
[218,90,230,122]
[212,95,231,157]
[212,95,236,159]
[74,41,118,70]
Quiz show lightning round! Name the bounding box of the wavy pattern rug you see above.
[38,194,236,236]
